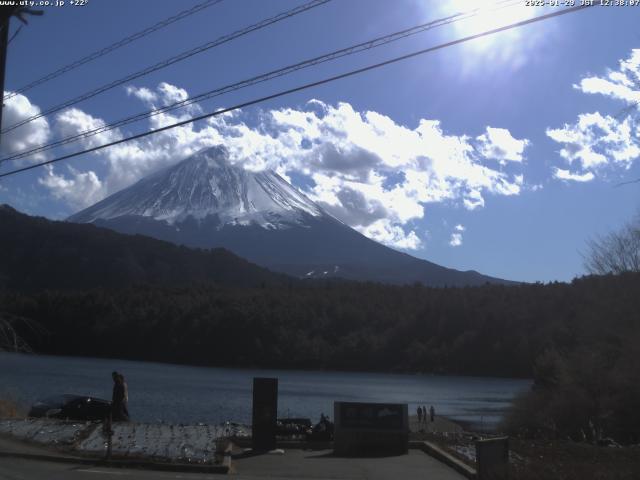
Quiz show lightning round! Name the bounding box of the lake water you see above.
[0,352,531,431]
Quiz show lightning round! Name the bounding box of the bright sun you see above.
[447,0,539,50]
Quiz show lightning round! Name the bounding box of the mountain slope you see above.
[69,146,514,287]
[0,204,290,291]
[70,146,322,228]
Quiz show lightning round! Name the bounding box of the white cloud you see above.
[552,168,595,183]
[1,91,51,164]
[549,49,640,181]
[39,165,104,209]
[547,112,638,170]
[448,224,465,247]
[41,89,221,208]
[463,189,485,210]
[56,108,122,149]
[476,127,529,164]
[39,84,529,250]
[449,233,463,247]
[126,82,200,117]
[198,97,527,248]
[578,77,640,104]
[156,82,190,105]
[574,49,640,105]
[358,219,423,250]
[125,86,157,104]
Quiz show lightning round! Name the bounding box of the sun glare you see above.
[447,0,539,51]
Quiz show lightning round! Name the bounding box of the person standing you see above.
[422,405,428,424]
[111,371,129,421]
[429,405,435,423]
[417,406,423,424]
[119,373,130,421]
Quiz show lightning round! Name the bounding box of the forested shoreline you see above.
[1,272,637,377]
[2,272,640,443]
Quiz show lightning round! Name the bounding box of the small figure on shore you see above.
[422,405,427,424]
[429,405,435,423]
[417,406,423,423]
[111,371,129,422]
[120,373,130,420]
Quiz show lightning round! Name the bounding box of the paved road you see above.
[0,458,214,480]
[232,449,466,480]
[1,449,466,480]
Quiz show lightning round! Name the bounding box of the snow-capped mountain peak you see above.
[69,146,324,229]
[68,145,512,287]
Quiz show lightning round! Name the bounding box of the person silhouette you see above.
[119,373,129,420]
[111,371,129,421]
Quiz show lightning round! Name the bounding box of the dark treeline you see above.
[0,205,291,291]
[2,273,638,378]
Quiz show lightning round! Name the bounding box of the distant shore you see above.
[408,414,465,436]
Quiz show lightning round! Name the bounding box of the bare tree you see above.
[584,216,640,275]
[0,313,42,353]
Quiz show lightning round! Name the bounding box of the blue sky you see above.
[0,0,639,283]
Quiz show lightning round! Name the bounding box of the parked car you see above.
[28,394,111,421]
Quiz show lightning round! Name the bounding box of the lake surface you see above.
[0,353,531,430]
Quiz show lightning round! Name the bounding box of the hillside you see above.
[0,205,290,290]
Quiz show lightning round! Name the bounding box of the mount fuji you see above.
[69,146,512,286]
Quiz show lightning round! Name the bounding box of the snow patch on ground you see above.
[0,418,89,446]
[0,418,249,464]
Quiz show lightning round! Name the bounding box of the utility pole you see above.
[0,11,11,142]
[0,7,43,146]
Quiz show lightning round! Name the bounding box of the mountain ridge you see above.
[68,146,516,287]
[0,204,291,291]
[69,146,325,229]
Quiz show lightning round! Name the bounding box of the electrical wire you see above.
[0,0,332,134]
[0,0,523,164]
[3,0,225,102]
[0,3,595,180]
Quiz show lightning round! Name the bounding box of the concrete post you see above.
[476,436,509,480]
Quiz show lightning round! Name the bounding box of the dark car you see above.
[28,394,111,421]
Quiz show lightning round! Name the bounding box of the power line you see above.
[615,178,640,187]
[7,24,22,46]
[3,0,225,102]
[0,4,595,180]
[0,0,332,135]
[0,0,522,164]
